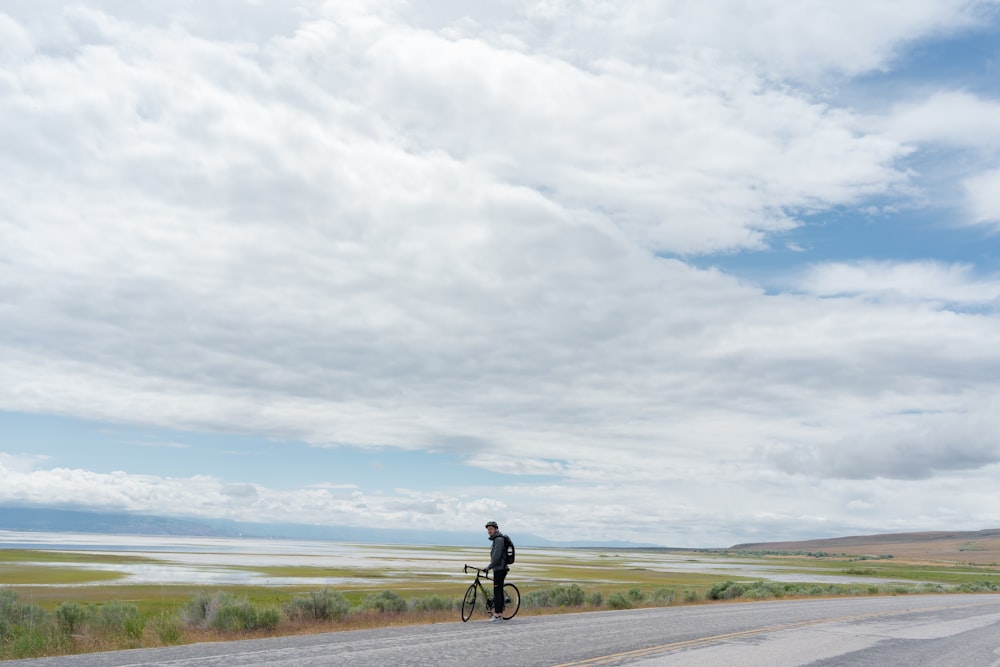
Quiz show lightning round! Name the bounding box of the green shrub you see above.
[588,592,603,607]
[212,598,260,632]
[708,580,746,600]
[682,589,700,603]
[891,584,913,594]
[411,595,452,612]
[627,587,645,602]
[607,592,633,610]
[650,587,674,605]
[55,602,87,635]
[744,582,782,600]
[0,588,48,641]
[957,581,999,593]
[522,590,552,608]
[0,587,20,621]
[707,580,789,600]
[181,591,215,627]
[7,624,57,660]
[552,585,586,607]
[285,588,352,621]
[182,591,274,632]
[152,613,182,644]
[361,591,407,613]
[0,590,55,660]
[93,601,144,640]
[521,585,587,608]
[256,608,280,631]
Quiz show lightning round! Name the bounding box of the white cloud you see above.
[0,453,51,473]
[767,411,1000,480]
[415,0,993,80]
[466,454,568,477]
[876,91,1000,225]
[886,91,1000,150]
[964,168,1000,227]
[0,12,32,63]
[0,461,413,527]
[133,441,192,449]
[356,20,908,254]
[795,260,1000,304]
[0,2,914,269]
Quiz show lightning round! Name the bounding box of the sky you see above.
[2,1,1000,548]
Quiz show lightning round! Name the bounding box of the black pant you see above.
[493,568,507,615]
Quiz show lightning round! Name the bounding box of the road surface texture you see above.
[10,594,1000,666]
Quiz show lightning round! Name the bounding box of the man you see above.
[484,520,509,622]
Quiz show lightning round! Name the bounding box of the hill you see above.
[731,529,1000,563]
[0,506,657,548]
[0,506,230,537]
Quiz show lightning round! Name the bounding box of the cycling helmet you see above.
[485,521,499,529]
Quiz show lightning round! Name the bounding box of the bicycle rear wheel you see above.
[461,584,477,622]
[501,583,520,619]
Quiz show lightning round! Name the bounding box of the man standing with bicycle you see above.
[484,521,509,622]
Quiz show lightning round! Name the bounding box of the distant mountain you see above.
[0,506,659,548]
[0,506,232,537]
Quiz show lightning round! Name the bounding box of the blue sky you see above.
[3,1,1000,547]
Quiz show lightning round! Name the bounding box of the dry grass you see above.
[0,565,125,585]
[732,530,1000,565]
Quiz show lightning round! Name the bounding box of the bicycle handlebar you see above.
[464,564,490,578]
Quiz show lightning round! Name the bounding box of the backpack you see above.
[504,534,516,564]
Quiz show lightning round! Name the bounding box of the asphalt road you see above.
[11,594,1000,666]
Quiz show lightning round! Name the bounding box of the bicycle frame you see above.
[461,564,520,622]
[469,566,493,606]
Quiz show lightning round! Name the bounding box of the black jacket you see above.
[488,532,509,572]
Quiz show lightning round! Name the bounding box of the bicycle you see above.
[461,564,520,622]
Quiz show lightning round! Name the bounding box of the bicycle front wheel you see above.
[501,583,520,620]
[461,584,477,622]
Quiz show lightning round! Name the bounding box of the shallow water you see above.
[0,531,924,587]
[0,531,482,586]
